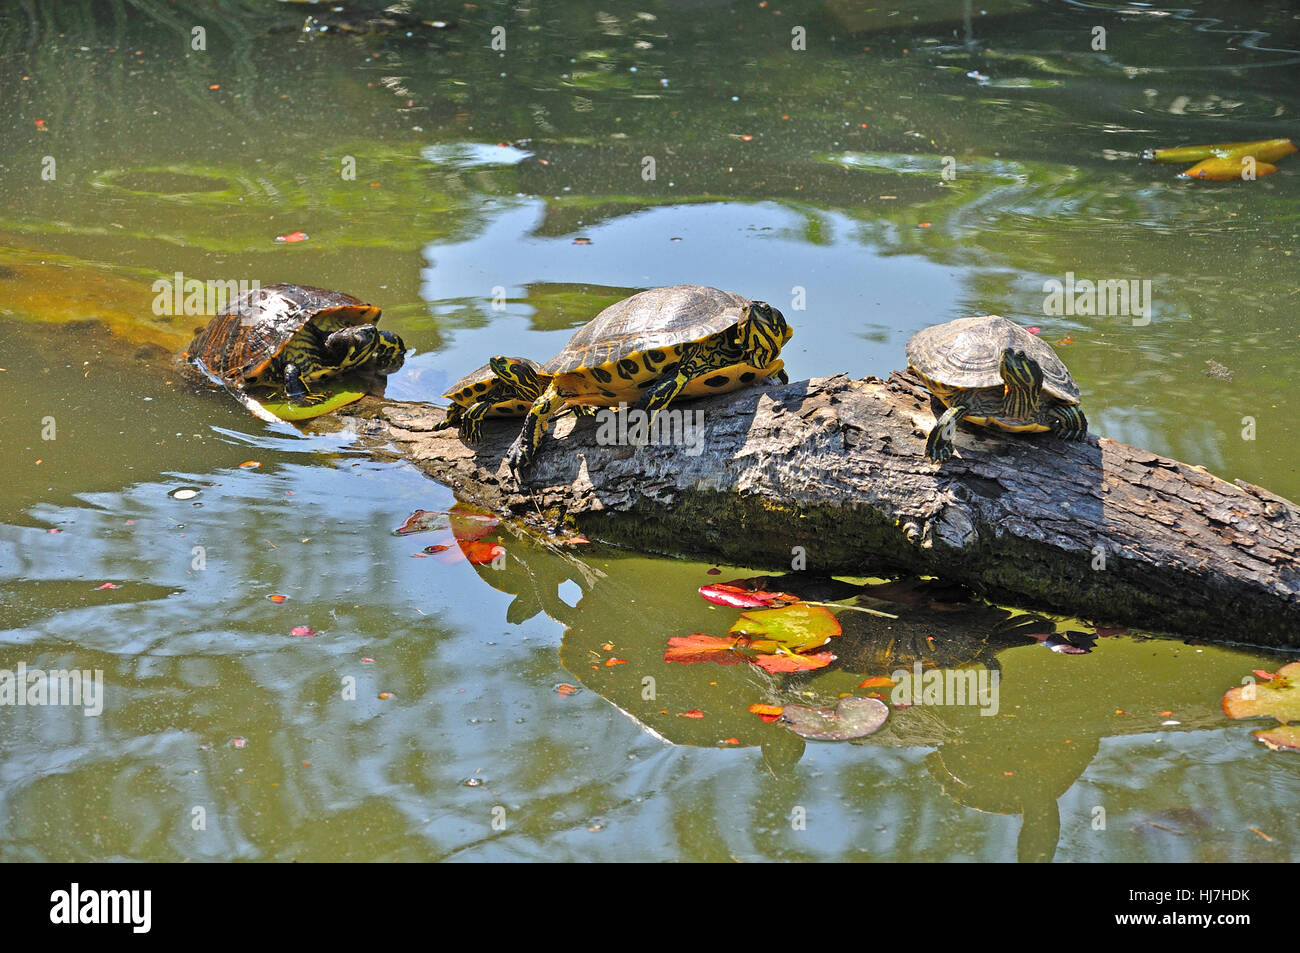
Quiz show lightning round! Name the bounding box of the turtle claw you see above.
[504,436,532,475]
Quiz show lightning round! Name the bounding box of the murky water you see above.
[0,0,1296,861]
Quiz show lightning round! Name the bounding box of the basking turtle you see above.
[905,315,1087,463]
[504,285,792,470]
[435,357,594,443]
[184,283,405,406]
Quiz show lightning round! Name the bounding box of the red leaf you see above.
[555,683,579,696]
[290,626,317,637]
[749,703,785,723]
[1025,326,1041,334]
[94,582,121,590]
[664,633,743,664]
[275,231,309,243]
[752,651,835,674]
[699,582,801,608]
[605,658,628,667]
[679,709,705,719]
[1253,669,1276,681]
[268,594,288,604]
[462,540,505,565]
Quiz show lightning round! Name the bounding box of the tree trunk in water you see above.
[340,372,1300,648]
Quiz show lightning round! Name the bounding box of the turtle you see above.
[503,285,792,470]
[905,315,1087,463]
[434,356,594,443]
[184,283,406,405]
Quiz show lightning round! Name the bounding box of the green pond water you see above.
[0,0,1297,862]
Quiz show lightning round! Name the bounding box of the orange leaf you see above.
[679,709,705,719]
[238,460,261,469]
[664,633,743,664]
[555,683,579,696]
[462,540,505,565]
[858,676,896,688]
[749,703,785,717]
[605,658,628,667]
[752,651,835,674]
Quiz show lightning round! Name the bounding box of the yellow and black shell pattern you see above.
[543,284,785,403]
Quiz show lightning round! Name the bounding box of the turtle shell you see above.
[444,357,544,405]
[905,315,1080,404]
[544,285,752,377]
[185,283,380,385]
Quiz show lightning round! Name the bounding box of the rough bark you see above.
[339,372,1300,647]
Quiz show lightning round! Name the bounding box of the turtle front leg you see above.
[283,363,327,406]
[459,397,497,443]
[925,402,969,463]
[1046,404,1088,441]
[506,382,567,472]
[639,341,730,414]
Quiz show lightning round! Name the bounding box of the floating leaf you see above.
[555,683,580,696]
[1254,725,1300,752]
[259,375,367,420]
[752,650,835,674]
[1179,157,1277,181]
[394,509,450,536]
[462,540,505,565]
[1222,662,1300,723]
[781,696,889,740]
[1253,669,1276,681]
[699,582,801,608]
[290,625,317,637]
[231,736,247,749]
[605,658,628,667]
[679,709,705,719]
[749,703,785,721]
[1147,138,1297,164]
[664,633,743,664]
[94,582,121,590]
[859,676,896,689]
[275,231,309,243]
[268,594,288,604]
[729,603,842,654]
[238,460,261,469]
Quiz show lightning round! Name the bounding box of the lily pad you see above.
[1254,725,1300,753]
[1222,662,1300,723]
[781,696,889,741]
[728,603,842,654]
[257,375,368,421]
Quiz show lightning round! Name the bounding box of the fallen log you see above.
[340,371,1300,648]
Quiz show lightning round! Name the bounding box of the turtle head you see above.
[371,330,406,374]
[999,348,1043,419]
[738,300,791,368]
[490,355,542,395]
